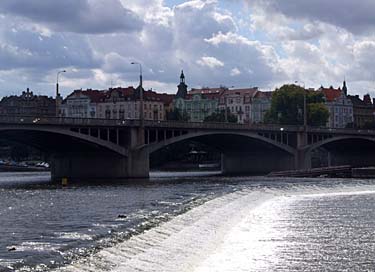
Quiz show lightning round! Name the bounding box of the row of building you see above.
[0,72,374,128]
[57,71,274,124]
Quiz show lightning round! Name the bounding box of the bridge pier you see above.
[295,149,312,170]
[221,151,295,175]
[51,150,149,181]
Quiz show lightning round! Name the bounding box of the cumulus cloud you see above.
[0,18,100,71]
[0,0,143,34]
[197,56,224,68]
[1,0,374,98]
[250,0,375,35]
[230,68,241,76]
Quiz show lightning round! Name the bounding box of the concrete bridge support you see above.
[51,127,150,181]
[51,150,149,181]
[295,149,312,170]
[221,151,295,175]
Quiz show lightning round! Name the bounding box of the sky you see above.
[0,0,375,98]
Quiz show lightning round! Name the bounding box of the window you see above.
[105,110,110,119]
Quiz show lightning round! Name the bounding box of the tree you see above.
[204,110,237,123]
[307,103,329,127]
[264,84,328,126]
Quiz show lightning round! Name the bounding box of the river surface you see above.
[1,172,375,271]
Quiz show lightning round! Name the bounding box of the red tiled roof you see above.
[224,88,258,96]
[320,87,341,102]
[189,88,224,95]
[143,90,174,105]
[254,91,273,99]
[66,89,106,103]
[107,87,135,97]
[66,87,173,105]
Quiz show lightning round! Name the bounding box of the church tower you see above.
[342,80,348,96]
[176,70,188,98]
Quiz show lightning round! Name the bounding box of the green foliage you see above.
[204,110,237,123]
[264,84,328,126]
[307,103,329,127]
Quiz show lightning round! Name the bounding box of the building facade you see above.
[61,87,173,121]
[0,88,56,116]
[174,72,221,122]
[320,82,353,128]
[218,88,258,123]
[251,91,272,123]
[347,94,374,128]
[60,89,105,118]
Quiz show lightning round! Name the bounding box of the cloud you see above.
[0,0,143,34]
[0,19,100,71]
[2,0,375,99]
[197,56,224,68]
[251,0,375,35]
[230,68,241,76]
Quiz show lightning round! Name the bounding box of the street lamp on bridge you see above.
[56,70,66,117]
[131,62,144,128]
[295,81,307,129]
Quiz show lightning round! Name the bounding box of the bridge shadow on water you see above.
[0,171,230,190]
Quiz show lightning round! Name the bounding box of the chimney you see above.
[364,94,371,104]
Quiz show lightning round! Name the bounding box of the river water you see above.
[1,172,375,271]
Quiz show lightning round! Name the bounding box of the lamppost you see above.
[56,70,66,117]
[295,81,307,129]
[131,62,144,128]
[224,86,234,123]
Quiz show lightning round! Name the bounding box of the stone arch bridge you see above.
[0,116,374,180]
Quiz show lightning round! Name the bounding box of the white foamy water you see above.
[55,182,375,272]
[56,189,272,272]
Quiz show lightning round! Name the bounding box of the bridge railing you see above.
[0,115,301,131]
[1,115,375,135]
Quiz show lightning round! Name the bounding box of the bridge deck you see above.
[0,116,374,136]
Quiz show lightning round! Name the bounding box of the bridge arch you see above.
[144,131,297,175]
[306,135,375,153]
[306,135,375,168]
[144,131,296,155]
[0,126,129,157]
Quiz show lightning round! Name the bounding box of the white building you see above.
[90,87,173,121]
[60,89,104,118]
[320,82,353,128]
[218,88,258,123]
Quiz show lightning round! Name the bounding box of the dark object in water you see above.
[118,214,127,219]
[8,247,16,251]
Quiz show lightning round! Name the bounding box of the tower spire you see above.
[180,70,185,84]
[176,70,188,98]
[343,79,347,95]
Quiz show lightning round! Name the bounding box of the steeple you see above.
[180,70,185,84]
[176,70,188,98]
[342,80,347,95]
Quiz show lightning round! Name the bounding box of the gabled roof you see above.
[254,91,273,99]
[65,89,106,103]
[224,88,258,97]
[348,94,373,107]
[319,87,342,102]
